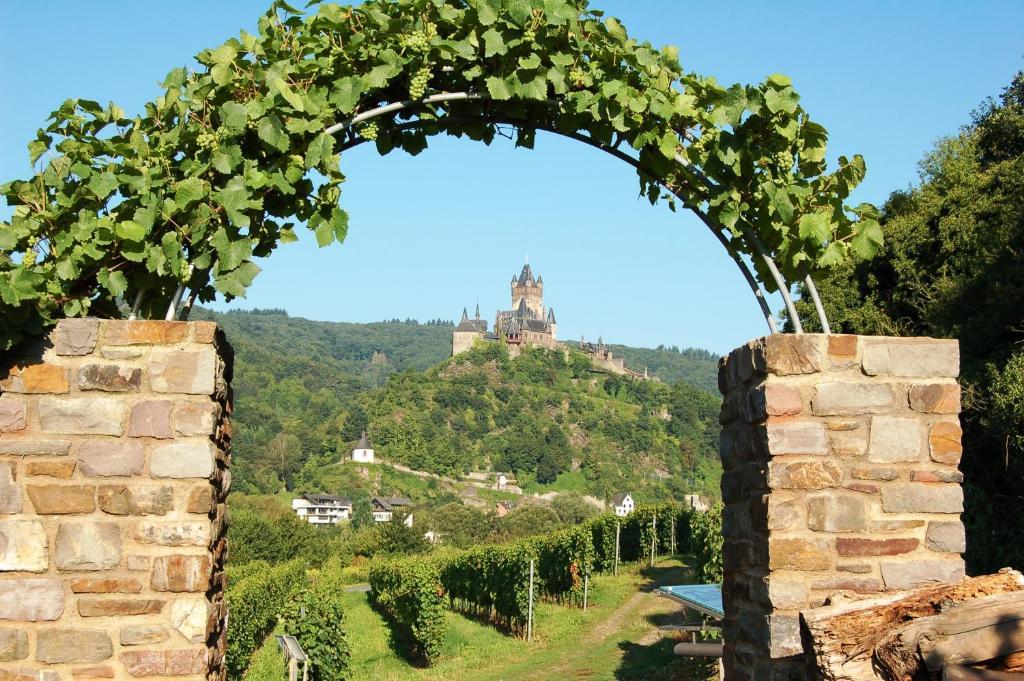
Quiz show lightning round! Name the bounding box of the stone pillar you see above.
[718,334,964,680]
[0,319,232,681]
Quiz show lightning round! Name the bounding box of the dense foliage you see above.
[441,543,534,631]
[587,504,693,571]
[333,343,722,500]
[191,307,720,496]
[789,73,1024,574]
[226,558,307,679]
[281,558,351,681]
[0,0,880,351]
[228,498,348,565]
[368,556,448,665]
[689,503,723,582]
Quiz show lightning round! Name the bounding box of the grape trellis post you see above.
[527,559,535,643]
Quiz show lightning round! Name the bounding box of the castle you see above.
[452,262,652,379]
[453,262,558,355]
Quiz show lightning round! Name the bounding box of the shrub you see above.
[368,557,447,665]
[690,503,723,583]
[440,544,532,632]
[281,558,350,681]
[226,558,306,680]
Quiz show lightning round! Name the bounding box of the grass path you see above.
[341,556,716,681]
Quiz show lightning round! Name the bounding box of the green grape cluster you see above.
[523,28,537,44]
[360,120,379,141]
[569,68,587,87]
[400,23,436,54]
[409,65,432,100]
[773,150,794,169]
[196,130,221,151]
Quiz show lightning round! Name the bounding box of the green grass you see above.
[341,556,716,681]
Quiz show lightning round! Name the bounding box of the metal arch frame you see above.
[333,111,779,335]
[172,91,833,335]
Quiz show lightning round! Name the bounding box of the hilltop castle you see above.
[452,263,653,380]
[453,263,558,356]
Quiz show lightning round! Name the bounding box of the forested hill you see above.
[194,307,720,390]
[191,307,721,497]
[305,343,723,502]
[191,307,455,386]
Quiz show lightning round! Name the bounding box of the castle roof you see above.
[456,306,487,332]
[456,317,487,332]
[516,263,536,287]
[547,308,556,324]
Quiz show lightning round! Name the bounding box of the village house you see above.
[612,492,635,517]
[372,496,414,526]
[351,432,375,463]
[291,493,353,525]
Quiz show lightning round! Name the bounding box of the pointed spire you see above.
[461,307,469,322]
[537,274,543,285]
[547,308,556,324]
[475,301,480,319]
[517,262,534,286]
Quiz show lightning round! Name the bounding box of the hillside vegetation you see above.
[308,342,722,501]
[192,308,720,498]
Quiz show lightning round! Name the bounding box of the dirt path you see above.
[520,564,688,681]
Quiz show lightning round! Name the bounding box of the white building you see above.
[371,496,413,526]
[683,494,710,512]
[291,494,353,525]
[612,492,635,517]
[351,432,375,464]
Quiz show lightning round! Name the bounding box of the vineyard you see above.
[223,503,722,679]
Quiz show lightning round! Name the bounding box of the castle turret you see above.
[547,307,557,340]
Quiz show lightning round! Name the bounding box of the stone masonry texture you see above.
[0,319,231,681]
[718,334,964,680]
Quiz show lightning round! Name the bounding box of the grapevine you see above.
[0,0,881,352]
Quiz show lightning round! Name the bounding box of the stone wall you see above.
[0,319,232,681]
[718,334,964,680]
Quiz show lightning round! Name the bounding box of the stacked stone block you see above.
[718,334,964,680]
[0,319,232,681]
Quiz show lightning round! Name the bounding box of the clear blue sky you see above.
[2,2,1021,353]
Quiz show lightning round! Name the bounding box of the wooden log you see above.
[874,591,1024,679]
[942,664,1024,681]
[801,570,1024,681]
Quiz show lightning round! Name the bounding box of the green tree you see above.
[790,71,1024,573]
[350,498,373,529]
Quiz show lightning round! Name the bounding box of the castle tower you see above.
[452,305,487,356]
[511,262,544,319]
